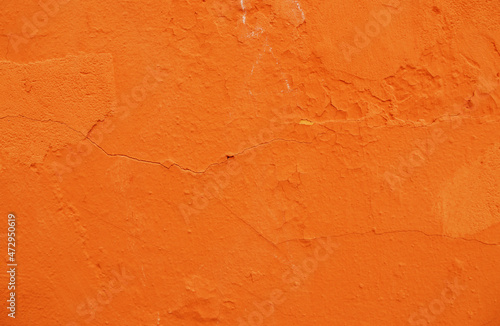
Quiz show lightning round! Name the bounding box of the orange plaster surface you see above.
[0,0,500,325]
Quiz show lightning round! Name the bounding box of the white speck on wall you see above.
[141,266,147,286]
[248,26,264,38]
[294,0,305,20]
[267,44,292,92]
[241,0,247,24]
[250,43,264,75]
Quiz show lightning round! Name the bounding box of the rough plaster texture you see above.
[0,0,499,325]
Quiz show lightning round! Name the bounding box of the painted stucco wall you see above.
[1,0,499,325]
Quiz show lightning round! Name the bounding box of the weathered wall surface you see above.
[0,0,499,325]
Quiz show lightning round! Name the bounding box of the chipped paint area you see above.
[299,119,314,125]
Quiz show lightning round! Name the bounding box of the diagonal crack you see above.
[218,200,282,250]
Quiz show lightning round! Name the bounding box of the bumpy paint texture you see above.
[1,0,500,325]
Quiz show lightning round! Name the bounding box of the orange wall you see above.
[1,0,499,325]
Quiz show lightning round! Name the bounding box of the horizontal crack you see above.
[277,229,500,246]
[83,136,312,174]
[0,114,312,174]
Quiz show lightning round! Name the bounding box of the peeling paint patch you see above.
[299,119,314,125]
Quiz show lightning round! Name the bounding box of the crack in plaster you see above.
[277,229,500,246]
[0,115,312,174]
